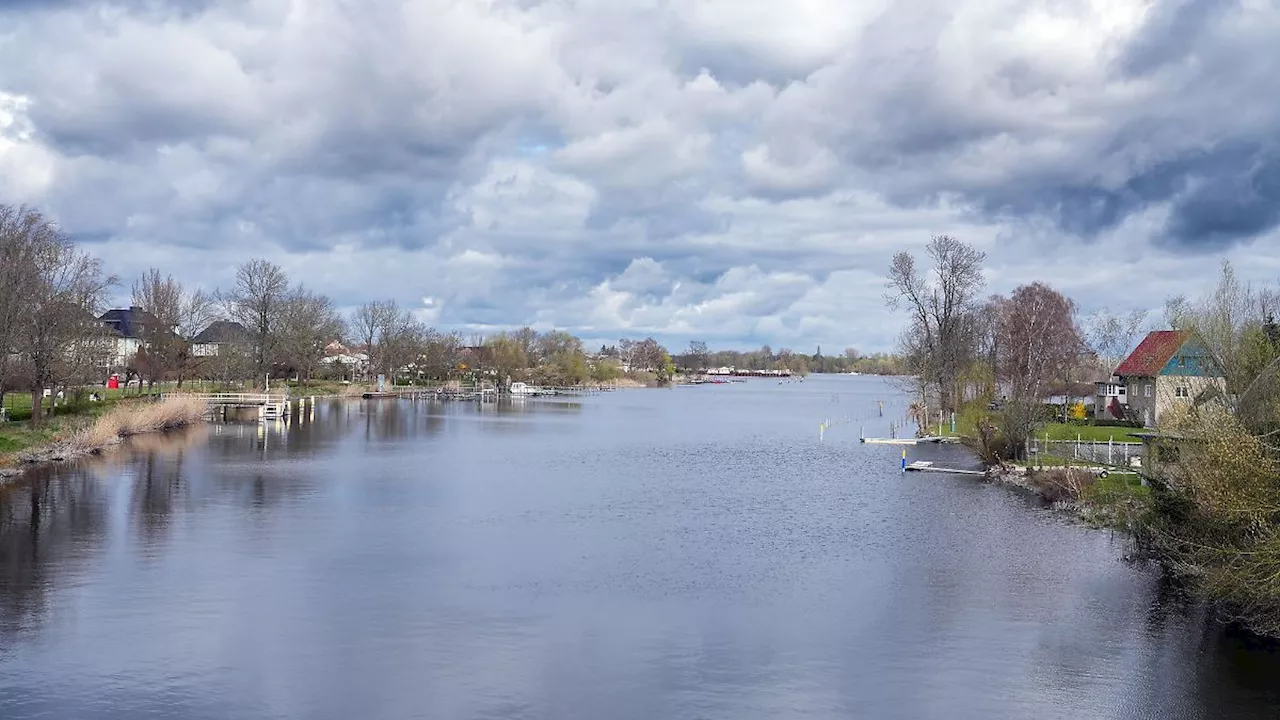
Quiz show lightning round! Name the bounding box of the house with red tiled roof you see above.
[1096,330,1226,427]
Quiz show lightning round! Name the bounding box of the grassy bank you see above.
[986,465,1150,529]
[1,396,206,474]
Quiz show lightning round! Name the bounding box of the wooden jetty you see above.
[164,392,292,420]
[903,461,985,476]
[860,435,960,445]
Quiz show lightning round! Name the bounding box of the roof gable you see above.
[1114,330,1190,377]
[98,306,162,339]
[193,320,251,344]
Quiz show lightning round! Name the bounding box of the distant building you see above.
[192,320,252,357]
[1096,330,1226,428]
[320,340,367,372]
[98,306,165,367]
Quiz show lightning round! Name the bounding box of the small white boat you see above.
[509,382,534,396]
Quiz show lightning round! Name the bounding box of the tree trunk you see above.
[29,388,43,427]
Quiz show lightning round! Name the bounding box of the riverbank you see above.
[0,396,206,481]
[983,464,1149,529]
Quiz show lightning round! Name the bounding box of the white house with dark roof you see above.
[192,320,252,357]
[98,306,164,368]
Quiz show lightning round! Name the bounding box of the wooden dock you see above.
[370,385,614,401]
[904,461,985,476]
[860,436,961,445]
[163,392,292,421]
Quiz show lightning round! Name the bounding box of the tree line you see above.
[653,341,903,376]
[1,204,905,427]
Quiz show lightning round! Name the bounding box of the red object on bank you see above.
[107,375,120,390]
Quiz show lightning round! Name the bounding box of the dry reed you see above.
[73,396,207,453]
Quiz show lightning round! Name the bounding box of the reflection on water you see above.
[0,380,1278,719]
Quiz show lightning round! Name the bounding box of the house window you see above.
[1175,386,1190,398]
[1145,384,1153,398]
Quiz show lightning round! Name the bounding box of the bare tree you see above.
[1086,306,1149,376]
[277,286,345,381]
[419,329,461,381]
[885,235,986,412]
[351,299,398,379]
[219,259,289,383]
[7,208,114,426]
[687,340,709,372]
[618,338,638,370]
[380,316,427,383]
[373,303,423,382]
[1170,261,1280,395]
[513,327,541,366]
[630,337,671,379]
[1164,295,1194,330]
[995,283,1085,456]
[131,268,218,391]
[0,205,42,412]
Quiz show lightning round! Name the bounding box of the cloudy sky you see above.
[1,0,1278,352]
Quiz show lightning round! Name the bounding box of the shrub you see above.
[1028,467,1097,504]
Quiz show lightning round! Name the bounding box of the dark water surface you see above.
[2,376,1278,719]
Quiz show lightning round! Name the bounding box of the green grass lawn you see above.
[1,388,142,464]
[936,417,1143,443]
[1036,422,1144,443]
[2,388,137,422]
[1084,471,1150,503]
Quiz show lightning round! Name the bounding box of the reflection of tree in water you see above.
[361,401,447,443]
[0,466,111,643]
[1110,568,1280,718]
[131,448,187,548]
[1184,618,1280,714]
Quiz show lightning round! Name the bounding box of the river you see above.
[1,375,1277,718]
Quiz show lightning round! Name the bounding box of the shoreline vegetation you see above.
[0,396,207,480]
[887,235,1280,640]
[0,369,891,480]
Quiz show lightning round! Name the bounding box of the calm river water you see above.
[1,375,1278,719]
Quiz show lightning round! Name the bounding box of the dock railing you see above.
[161,392,288,407]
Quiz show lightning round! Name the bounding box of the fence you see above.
[1029,437,1145,468]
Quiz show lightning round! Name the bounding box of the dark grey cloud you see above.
[741,0,1280,252]
[1120,0,1229,76]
